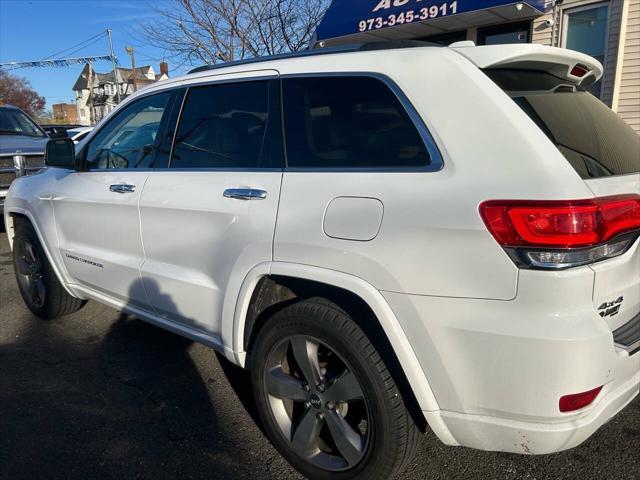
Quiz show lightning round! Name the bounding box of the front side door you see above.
[53,91,176,306]
[139,72,283,338]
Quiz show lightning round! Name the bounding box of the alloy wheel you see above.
[264,335,370,471]
[15,237,46,309]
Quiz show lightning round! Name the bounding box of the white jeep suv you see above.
[4,42,639,480]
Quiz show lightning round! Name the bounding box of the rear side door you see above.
[52,91,178,306]
[272,74,510,300]
[139,71,283,338]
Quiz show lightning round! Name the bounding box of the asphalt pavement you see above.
[0,228,638,480]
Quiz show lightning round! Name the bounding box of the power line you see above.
[44,31,108,60]
[65,35,111,59]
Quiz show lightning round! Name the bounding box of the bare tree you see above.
[0,69,46,118]
[140,0,330,67]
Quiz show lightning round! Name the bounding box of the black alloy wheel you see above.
[12,219,86,319]
[15,236,46,309]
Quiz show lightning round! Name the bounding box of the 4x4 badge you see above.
[598,296,623,318]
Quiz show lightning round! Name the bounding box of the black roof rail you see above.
[187,40,441,75]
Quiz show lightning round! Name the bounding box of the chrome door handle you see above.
[109,183,136,194]
[223,188,267,200]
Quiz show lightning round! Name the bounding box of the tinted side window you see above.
[282,76,431,168]
[171,81,270,169]
[85,92,171,169]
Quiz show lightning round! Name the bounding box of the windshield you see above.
[0,108,46,137]
[486,69,640,179]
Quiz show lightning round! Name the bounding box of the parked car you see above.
[0,105,49,212]
[41,123,86,139]
[66,126,93,144]
[4,41,639,480]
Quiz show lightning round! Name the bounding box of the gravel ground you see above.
[0,228,638,480]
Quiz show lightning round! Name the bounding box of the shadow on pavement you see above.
[0,277,296,480]
[215,351,265,433]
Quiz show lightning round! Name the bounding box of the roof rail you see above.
[187,40,441,75]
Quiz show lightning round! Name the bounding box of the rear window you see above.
[487,69,640,179]
[282,76,431,169]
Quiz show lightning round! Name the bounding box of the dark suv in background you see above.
[0,105,49,212]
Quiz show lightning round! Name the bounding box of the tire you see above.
[251,297,419,480]
[12,219,86,319]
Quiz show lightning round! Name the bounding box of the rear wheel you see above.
[12,220,86,319]
[251,298,419,480]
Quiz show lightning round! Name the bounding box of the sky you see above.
[0,0,192,110]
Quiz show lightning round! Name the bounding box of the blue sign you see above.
[316,0,546,41]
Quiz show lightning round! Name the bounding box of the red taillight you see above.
[570,64,589,78]
[559,386,603,412]
[480,195,640,249]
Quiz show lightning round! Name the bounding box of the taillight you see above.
[559,386,603,412]
[480,195,640,269]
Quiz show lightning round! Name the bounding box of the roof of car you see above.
[116,41,602,114]
[187,40,441,74]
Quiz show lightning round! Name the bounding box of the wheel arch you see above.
[7,208,77,298]
[231,262,448,434]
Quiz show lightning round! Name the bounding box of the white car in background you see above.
[4,41,639,480]
[66,126,93,145]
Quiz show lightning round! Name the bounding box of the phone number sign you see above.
[315,0,545,41]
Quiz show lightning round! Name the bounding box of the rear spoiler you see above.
[450,43,603,87]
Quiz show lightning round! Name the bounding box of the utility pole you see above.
[125,46,137,93]
[106,28,121,103]
[87,61,94,125]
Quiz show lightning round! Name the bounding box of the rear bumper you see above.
[425,348,639,454]
[614,312,640,356]
[382,264,640,454]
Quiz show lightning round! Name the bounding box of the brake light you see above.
[570,64,589,78]
[480,195,640,269]
[559,386,602,412]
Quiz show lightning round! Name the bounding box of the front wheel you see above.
[12,219,86,319]
[251,298,419,480]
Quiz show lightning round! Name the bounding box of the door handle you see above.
[223,188,267,200]
[109,183,136,194]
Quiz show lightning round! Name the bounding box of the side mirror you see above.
[45,138,76,169]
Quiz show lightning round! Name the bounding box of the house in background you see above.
[51,103,78,124]
[73,62,169,125]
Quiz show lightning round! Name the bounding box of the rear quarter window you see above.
[282,76,431,169]
[486,69,640,179]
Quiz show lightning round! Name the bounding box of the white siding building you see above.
[73,62,169,125]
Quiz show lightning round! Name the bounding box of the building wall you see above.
[600,0,624,107]
[52,103,78,124]
[531,0,555,45]
[614,0,640,131]
[75,89,91,126]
